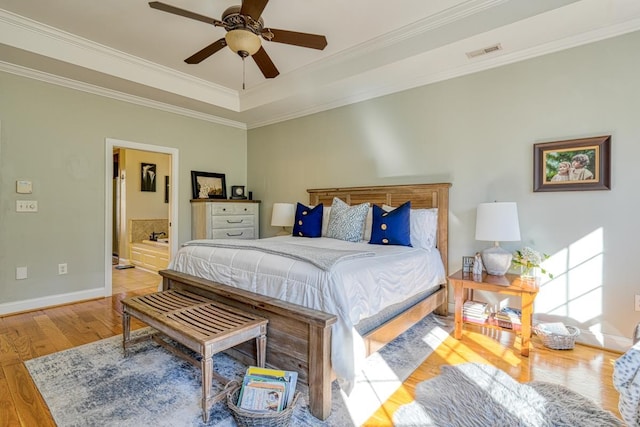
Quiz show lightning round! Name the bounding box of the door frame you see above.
[104,138,179,296]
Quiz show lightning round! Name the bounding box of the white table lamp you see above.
[271,203,295,236]
[475,202,521,275]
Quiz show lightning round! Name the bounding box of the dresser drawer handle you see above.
[226,219,244,224]
[226,232,244,237]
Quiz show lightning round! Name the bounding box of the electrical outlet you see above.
[635,295,640,311]
[58,263,68,275]
[16,200,38,212]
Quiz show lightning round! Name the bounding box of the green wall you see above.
[247,31,640,350]
[0,73,247,310]
[2,29,639,351]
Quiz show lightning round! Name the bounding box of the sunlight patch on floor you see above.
[439,329,522,368]
[339,323,451,426]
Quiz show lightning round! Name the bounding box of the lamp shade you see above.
[225,29,261,56]
[475,202,521,275]
[475,202,521,242]
[271,203,295,227]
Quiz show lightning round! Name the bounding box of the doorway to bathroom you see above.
[104,138,179,296]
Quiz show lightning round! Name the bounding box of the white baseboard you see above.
[575,329,630,354]
[0,288,105,316]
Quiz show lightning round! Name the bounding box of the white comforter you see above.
[170,236,445,392]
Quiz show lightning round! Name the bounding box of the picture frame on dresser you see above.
[191,171,227,199]
[533,135,611,192]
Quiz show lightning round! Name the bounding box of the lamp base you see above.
[481,245,512,276]
[275,227,290,237]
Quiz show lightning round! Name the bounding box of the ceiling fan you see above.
[149,0,328,80]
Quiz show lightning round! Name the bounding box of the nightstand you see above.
[449,269,540,357]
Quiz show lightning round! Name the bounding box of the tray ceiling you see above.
[1,0,639,128]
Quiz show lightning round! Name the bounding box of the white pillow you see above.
[321,206,331,236]
[362,207,373,242]
[383,205,438,250]
[327,198,370,242]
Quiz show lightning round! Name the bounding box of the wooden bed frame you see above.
[159,183,451,420]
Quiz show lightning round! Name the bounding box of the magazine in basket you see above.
[237,366,298,412]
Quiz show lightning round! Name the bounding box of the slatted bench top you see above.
[123,290,268,347]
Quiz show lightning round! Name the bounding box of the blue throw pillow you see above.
[292,203,323,238]
[369,201,412,246]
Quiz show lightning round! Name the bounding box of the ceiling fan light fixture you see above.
[225,29,261,56]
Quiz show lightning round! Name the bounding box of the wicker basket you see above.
[534,325,580,350]
[226,382,300,427]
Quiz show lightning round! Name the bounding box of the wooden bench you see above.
[121,290,268,422]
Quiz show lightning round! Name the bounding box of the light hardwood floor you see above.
[0,268,625,426]
[111,264,163,294]
[365,323,624,425]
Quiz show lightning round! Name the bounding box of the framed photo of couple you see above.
[533,135,611,192]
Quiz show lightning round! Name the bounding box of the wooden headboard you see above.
[307,183,452,274]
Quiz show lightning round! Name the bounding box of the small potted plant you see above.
[512,247,554,280]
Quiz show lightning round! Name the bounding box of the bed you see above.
[159,183,451,420]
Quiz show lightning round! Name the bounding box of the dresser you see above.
[191,199,260,240]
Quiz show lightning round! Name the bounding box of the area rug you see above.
[25,314,452,426]
[393,362,623,427]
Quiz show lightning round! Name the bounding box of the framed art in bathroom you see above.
[141,163,157,192]
[191,171,227,199]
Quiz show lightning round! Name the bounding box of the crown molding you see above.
[1,1,509,115]
[239,0,510,112]
[0,9,241,111]
[248,17,640,129]
[3,1,640,130]
[0,61,246,130]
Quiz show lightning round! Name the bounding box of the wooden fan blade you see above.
[149,1,224,27]
[240,0,269,21]
[185,39,227,64]
[252,47,279,78]
[262,28,327,50]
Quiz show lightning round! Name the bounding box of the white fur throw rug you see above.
[393,363,623,427]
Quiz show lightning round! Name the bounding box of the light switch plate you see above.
[16,180,32,194]
[16,266,27,280]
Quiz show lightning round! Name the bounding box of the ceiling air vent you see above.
[466,43,503,59]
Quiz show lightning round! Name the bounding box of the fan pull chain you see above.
[242,57,246,91]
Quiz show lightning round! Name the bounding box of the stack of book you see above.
[237,366,298,413]
[463,300,489,325]
[490,307,522,331]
